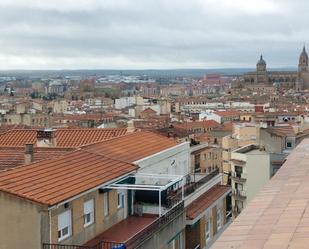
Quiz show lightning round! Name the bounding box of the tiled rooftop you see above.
[173,120,220,130]
[0,146,74,171]
[0,128,128,147]
[214,110,240,117]
[266,125,295,137]
[186,184,231,220]
[211,138,309,249]
[83,131,179,163]
[0,149,137,205]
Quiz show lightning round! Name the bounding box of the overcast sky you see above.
[0,0,309,69]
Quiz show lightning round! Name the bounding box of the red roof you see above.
[214,110,240,117]
[0,147,74,171]
[83,131,178,163]
[0,128,128,147]
[0,131,178,206]
[140,108,157,114]
[186,184,231,220]
[173,120,220,131]
[0,149,137,206]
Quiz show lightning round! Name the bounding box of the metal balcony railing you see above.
[43,202,185,249]
[232,189,247,198]
[42,241,124,249]
[125,201,184,249]
[183,168,220,197]
[231,171,246,180]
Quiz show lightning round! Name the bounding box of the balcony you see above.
[180,169,222,207]
[232,189,247,199]
[231,171,246,182]
[232,206,243,217]
[43,202,184,249]
[43,241,123,249]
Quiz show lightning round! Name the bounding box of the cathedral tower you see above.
[256,55,268,84]
[298,46,309,90]
[299,46,308,72]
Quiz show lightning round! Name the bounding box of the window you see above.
[58,210,72,241]
[286,141,292,148]
[205,219,211,242]
[117,191,124,209]
[103,193,109,217]
[84,199,94,227]
[217,210,222,231]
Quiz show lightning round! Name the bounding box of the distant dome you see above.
[257,55,266,66]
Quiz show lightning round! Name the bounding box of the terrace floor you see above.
[84,214,158,246]
[212,138,309,249]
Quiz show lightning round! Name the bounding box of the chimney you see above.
[127,120,135,133]
[36,128,57,147]
[24,144,34,165]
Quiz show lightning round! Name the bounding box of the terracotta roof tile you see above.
[211,138,309,249]
[0,149,137,206]
[173,120,220,131]
[83,131,179,163]
[214,110,241,117]
[0,147,74,171]
[0,128,128,147]
[140,108,157,114]
[186,184,231,220]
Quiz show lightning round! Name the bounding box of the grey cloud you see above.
[0,0,309,69]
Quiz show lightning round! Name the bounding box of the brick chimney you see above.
[24,144,34,165]
[36,128,57,147]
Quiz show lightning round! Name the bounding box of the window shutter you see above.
[84,199,94,214]
[58,210,71,230]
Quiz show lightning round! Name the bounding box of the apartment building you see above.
[222,135,238,185]
[221,122,259,184]
[0,129,232,249]
[199,110,240,124]
[1,113,52,127]
[230,144,273,216]
[191,144,222,174]
[0,149,138,249]
[0,131,189,249]
[185,143,231,249]
[84,131,232,249]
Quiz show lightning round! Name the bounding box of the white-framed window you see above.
[103,192,109,217]
[58,210,72,241]
[205,219,211,242]
[117,191,124,209]
[217,209,222,231]
[84,199,94,227]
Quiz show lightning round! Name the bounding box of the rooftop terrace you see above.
[211,138,309,249]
